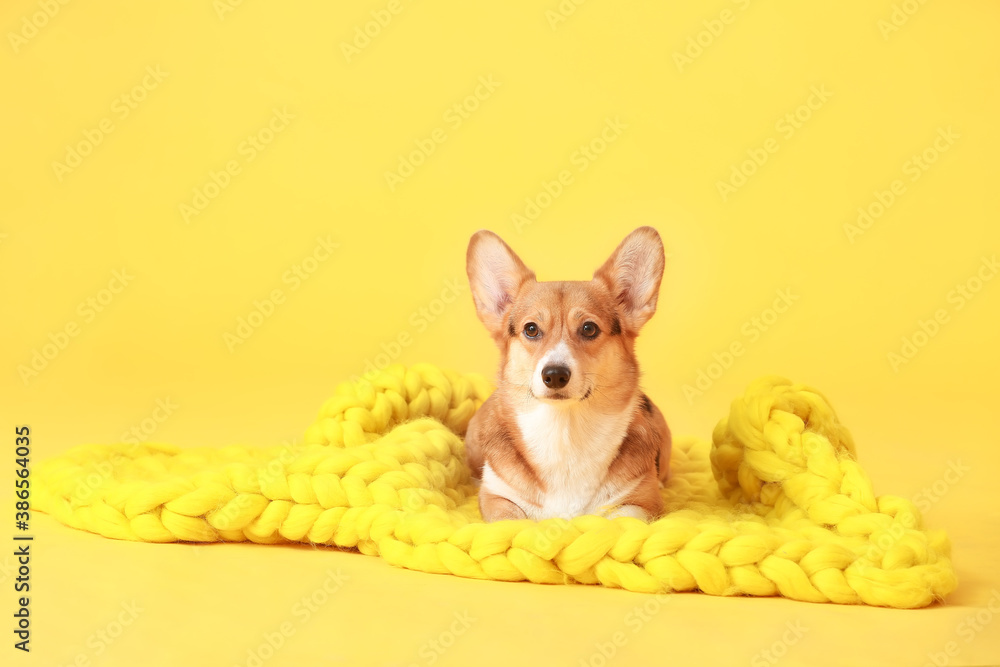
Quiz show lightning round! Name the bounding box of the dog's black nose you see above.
[541,365,571,390]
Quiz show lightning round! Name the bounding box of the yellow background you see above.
[3,1,999,665]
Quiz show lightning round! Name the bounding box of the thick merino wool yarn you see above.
[34,364,956,608]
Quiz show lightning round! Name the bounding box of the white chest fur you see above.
[494,399,639,520]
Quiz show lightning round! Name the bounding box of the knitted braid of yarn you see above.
[32,364,956,608]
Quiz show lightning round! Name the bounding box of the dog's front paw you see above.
[480,493,528,522]
[602,504,649,521]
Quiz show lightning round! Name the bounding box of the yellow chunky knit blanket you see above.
[33,364,956,608]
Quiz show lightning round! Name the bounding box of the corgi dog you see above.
[464,226,671,523]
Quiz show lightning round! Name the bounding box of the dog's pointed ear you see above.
[593,227,665,332]
[467,230,536,334]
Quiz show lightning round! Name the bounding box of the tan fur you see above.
[465,227,671,522]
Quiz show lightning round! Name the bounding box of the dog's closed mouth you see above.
[545,389,594,402]
[527,388,575,402]
[528,386,593,402]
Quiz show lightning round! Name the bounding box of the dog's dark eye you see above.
[523,322,540,338]
[581,322,599,338]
